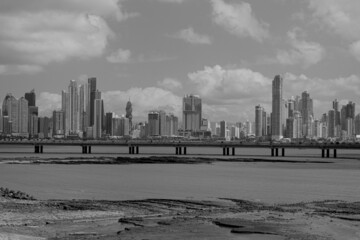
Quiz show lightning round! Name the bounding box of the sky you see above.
[1,0,360,123]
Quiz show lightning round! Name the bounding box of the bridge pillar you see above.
[179,147,182,155]
[326,149,330,158]
[275,148,279,157]
[136,146,139,154]
[176,147,179,155]
[333,149,337,158]
[271,148,274,157]
[40,145,43,153]
[223,147,226,156]
[82,146,87,154]
[281,148,285,157]
[321,149,325,158]
[226,147,229,156]
[34,145,39,153]
[232,147,235,156]
[183,147,187,155]
[88,146,91,154]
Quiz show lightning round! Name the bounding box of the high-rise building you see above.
[88,77,97,126]
[148,111,160,136]
[159,110,166,136]
[24,89,36,107]
[271,75,283,140]
[105,112,114,135]
[288,98,295,118]
[79,84,86,132]
[93,98,103,139]
[18,97,28,135]
[328,110,336,138]
[220,120,226,138]
[182,94,202,132]
[255,105,263,137]
[301,91,313,138]
[53,110,65,136]
[68,80,79,134]
[126,100,133,132]
[355,114,360,135]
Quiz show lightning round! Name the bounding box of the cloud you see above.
[211,0,269,42]
[106,48,132,63]
[157,78,183,91]
[0,12,113,66]
[0,65,43,75]
[188,65,270,101]
[308,0,360,61]
[0,0,136,22]
[349,41,360,62]
[37,92,62,117]
[273,28,325,68]
[171,27,212,45]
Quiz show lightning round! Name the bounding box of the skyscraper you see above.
[18,97,29,135]
[93,98,103,139]
[220,120,226,138]
[148,111,160,136]
[24,89,36,107]
[53,110,65,136]
[271,75,283,140]
[301,91,313,138]
[2,94,19,134]
[328,109,335,138]
[68,80,79,134]
[126,100,133,133]
[255,105,263,137]
[88,77,97,126]
[183,94,202,132]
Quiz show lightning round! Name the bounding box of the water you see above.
[0,145,359,203]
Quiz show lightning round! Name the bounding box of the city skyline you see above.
[1,0,360,122]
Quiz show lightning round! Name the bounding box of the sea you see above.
[0,145,359,204]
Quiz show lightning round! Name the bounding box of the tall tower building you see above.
[182,94,202,132]
[24,89,36,107]
[301,91,314,138]
[93,98,103,139]
[271,75,283,140]
[53,110,65,136]
[68,80,79,134]
[2,94,18,134]
[328,110,336,138]
[88,77,97,126]
[18,97,29,135]
[148,111,160,136]
[220,120,226,138]
[79,84,86,132]
[255,105,263,137]
[126,100,133,133]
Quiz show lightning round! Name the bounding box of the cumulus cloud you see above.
[157,78,183,91]
[106,48,132,63]
[274,28,325,68]
[188,65,271,101]
[0,12,113,66]
[211,0,269,42]
[171,27,212,45]
[308,0,360,61]
[0,0,139,72]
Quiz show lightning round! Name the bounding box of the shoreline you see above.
[1,193,359,239]
[0,155,334,165]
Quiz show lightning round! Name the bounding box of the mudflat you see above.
[0,156,359,239]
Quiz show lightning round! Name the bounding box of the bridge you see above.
[1,140,359,158]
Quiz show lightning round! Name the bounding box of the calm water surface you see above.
[0,145,359,203]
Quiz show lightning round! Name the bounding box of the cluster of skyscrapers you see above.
[1,75,359,141]
[254,75,359,141]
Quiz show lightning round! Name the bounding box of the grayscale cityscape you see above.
[1,1,360,239]
[1,74,359,143]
